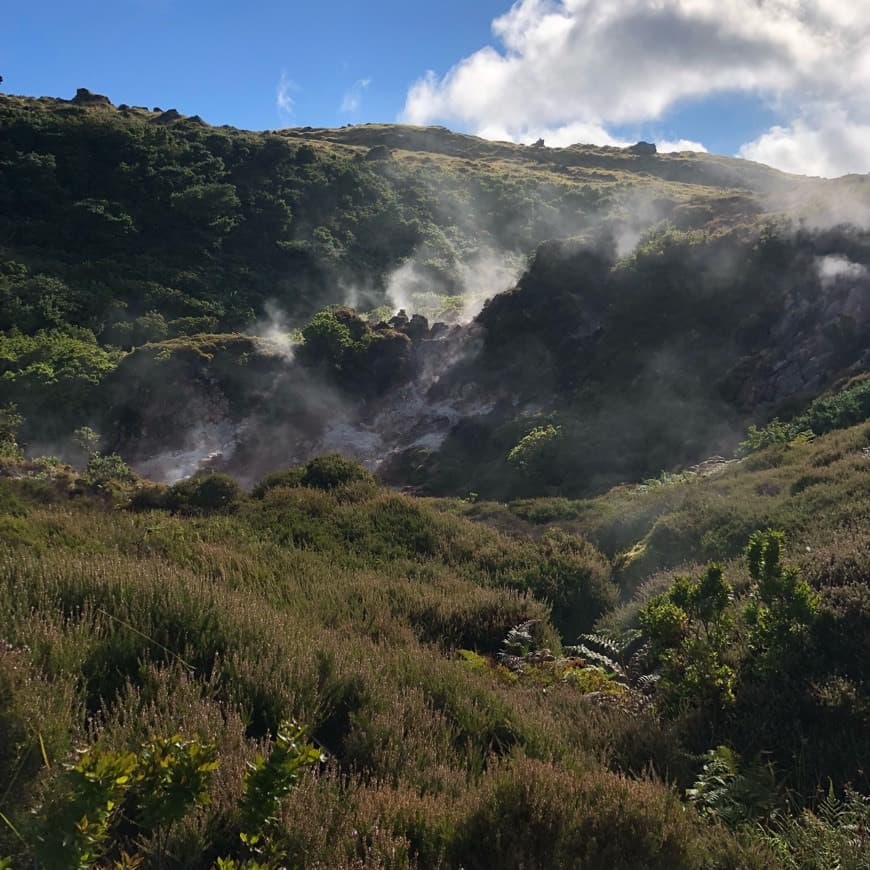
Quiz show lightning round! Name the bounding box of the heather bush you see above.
[0,425,867,865]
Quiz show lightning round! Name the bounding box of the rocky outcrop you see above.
[628,141,657,155]
[152,109,182,125]
[71,88,112,106]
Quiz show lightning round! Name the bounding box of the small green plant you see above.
[759,786,870,869]
[251,466,306,498]
[0,404,24,459]
[236,721,324,862]
[32,736,218,870]
[84,452,135,489]
[686,745,779,826]
[35,746,139,869]
[301,454,374,491]
[640,563,736,712]
[507,424,562,476]
[73,425,101,457]
[168,473,243,514]
[744,530,818,663]
[132,735,219,864]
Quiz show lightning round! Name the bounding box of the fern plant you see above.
[686,745,779,827]
[499,621,538,658]
[759,785,870,869]
[566,631,657,691]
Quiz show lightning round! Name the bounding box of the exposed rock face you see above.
[628,141,657,155]
[71,88,112,106]
[727,269,870,408]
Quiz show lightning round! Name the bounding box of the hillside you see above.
[0,417,868,866]
[1,87,869,867]
[3,89,870,492]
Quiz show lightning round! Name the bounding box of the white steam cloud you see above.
[385,247,526,323]
[255,300,298,361]
[816,255,869,288]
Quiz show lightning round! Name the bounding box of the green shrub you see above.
[128,482,171,511]
[251,466,306,498]
[84,452,135,489]
[0,481,28,517]
[168,473,244,514]
[507,424,562,479]
[523,529,617,636]
[302,455,374,491]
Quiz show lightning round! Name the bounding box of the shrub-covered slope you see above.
[3,89,870,493]
[1,417,868,865]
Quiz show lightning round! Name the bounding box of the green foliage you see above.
[31,735,217,869]
[744,530,818,662]
[0,329,120,439]
[132,734,219,833]
[686,745,779,827]
[34,745,139,869]
[0,404,24,459]
[301,454,374,491]
[522,528,618,636]
[73,425,101,457]
[251,466,306,498]
[84,452,135,489]
[638,533,820,718]
[760,787,870,869]
[298,306,413,395]
[507,424,562,478]
[237,721,323,861]
[739,377,870,457]
[738,419,810,456]
[641,563,736,712]
[299,307,355,367]
[168,472,244,514]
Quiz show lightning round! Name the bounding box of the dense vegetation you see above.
[3,90,870,493]
[393,227,870,497]
[0,410,868,866]
[1,87,869,867]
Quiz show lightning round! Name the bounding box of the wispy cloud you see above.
[276,70,296,124]
[340,78,371,114]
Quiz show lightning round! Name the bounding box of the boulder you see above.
[628,141,657,156]
[71,88,112,106]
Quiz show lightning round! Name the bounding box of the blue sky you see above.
[3,1,507,130]
[3,1,868,176]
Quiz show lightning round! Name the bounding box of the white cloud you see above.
[340,78,371,114]
[657,139,708,154]
[739,108,870,177]
[276,70,296,124]
[401,0,870,176]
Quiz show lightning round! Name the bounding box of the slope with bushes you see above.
[0,426,868,865]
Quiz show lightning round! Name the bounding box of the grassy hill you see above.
[0,88,869,867]
[0,415,868,866]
